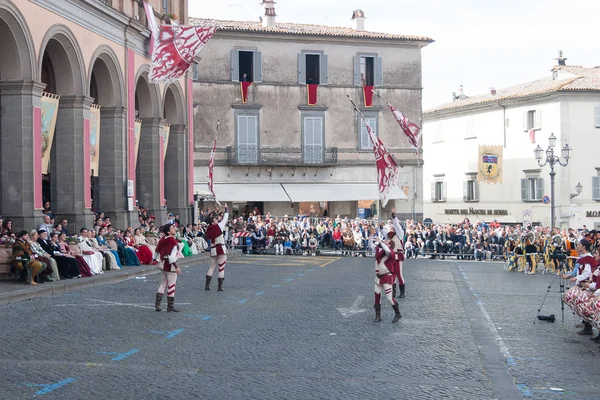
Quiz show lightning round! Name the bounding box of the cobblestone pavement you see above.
[1,255,597,399]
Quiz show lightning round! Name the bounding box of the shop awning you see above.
[282,183,408,202]
[194,183,291,202]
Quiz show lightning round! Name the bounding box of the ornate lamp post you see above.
[533,133,572,230]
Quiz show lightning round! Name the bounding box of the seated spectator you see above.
[44,232,81,278]
[308,234,318,256]
[78,228,104,274]
[132,228,154,263]
[28,230,59,281]
[89,229,120,270]
[96,227,122,268]
[474,239,485,261]
[38,214,54,233]
[283,239,293,255]
[58,233,92,277]
[60,219,70,236]
[12,230,46,284]
[301,232,309,256]
[2,218,14,237]
[332,227,342,251]
[118,230,141,266]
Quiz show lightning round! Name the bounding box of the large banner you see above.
[89,104,101,177]
[134,119,142,169]
[41,93,60,174]
[478,145,503,184]
[162,123,171,162]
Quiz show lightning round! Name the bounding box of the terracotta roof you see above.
[425,65,600,115]
[190,17,434,43]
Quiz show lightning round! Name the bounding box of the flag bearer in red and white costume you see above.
[368,230,402,323]
[204,206,229,291]
[154,224,184,312]
[388,207,406,299]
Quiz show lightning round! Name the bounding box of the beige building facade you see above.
[192,9,432,220]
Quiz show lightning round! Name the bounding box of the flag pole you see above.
[208,119,221,208]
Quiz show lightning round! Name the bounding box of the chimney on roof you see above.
[452,85,468,102]
[261,0,276,27]
[556,50,567,66]
[490,87,496,96]
[351,9,365,32]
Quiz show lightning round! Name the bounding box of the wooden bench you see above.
[0,246,13,278]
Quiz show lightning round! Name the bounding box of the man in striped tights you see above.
[389,207,406,298]
[154,224,184,312]
[369,231,402,323]
[204,206,229,291]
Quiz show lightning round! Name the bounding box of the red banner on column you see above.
[307,84,318,106]
[363,86,374,107]
[241,81,252,103]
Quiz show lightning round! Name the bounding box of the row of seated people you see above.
[10,227,156,285]
[408,235,506,260]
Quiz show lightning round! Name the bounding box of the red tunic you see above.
[155,236,179,272]
[205,224,226,256]
[375,247,396,285]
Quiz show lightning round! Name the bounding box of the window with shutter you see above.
[536,178,544,200]
[463,181,468,201]
[237,115,258,164]
[431,182,436,202]
[534,109,542,130]
[303,116,323,163]
[298,53,306,84]
[359,117,377,150]
[442,182,447,201]
[521,178,528,201]
[230,50,240,82]
[319,54,328,85]
[374,56,383,87]
[595,106,600,128]
[593,176,600,201]
[474,181,480,201]
[253,51,262,83]
[353,56,361,86]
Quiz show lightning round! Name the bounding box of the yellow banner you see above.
[89,104,101,177]
[162,123,170,162]
[478,145,503,184]
[134,119,142,169]
[41,93,60,174]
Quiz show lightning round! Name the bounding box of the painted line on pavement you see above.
[19,378,77,395]
[320,257,340,268]
[97,349,139,361]
[149,329,184,339]
[184,314,213,321]
[255,291,265,296]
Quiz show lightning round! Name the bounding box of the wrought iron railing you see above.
[226,146,338,166]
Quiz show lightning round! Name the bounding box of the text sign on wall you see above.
[444,208,508,216]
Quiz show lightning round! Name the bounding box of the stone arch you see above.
[88,45,125,107]
[38,24,86,95]
[134,65,160,118]
[163,82,186,125]
[0,0,36,80]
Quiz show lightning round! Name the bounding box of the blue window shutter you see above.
[253,51,262,83]
[298,53,306,84]
[521,178,527,201]
[230,50,239,82]
[319,54,328,85]
[374,56,383,86]
[593,176,600,200]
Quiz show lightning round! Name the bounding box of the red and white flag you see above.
[529,129,536,144]
[207,123,220,206]
[373,90,422,152]
[144,2,216,83]
[355,107,399,207]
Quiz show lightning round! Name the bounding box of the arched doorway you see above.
[87,47,126,226]
[162,83,188,223]
[0,2,39,228]
[39,25,89,230]
[134,69,162,225]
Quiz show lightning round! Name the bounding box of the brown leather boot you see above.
[392,303,402,323]
[218,278,224,292]
[167,296,180,312]
[155,293,163,312]
[373,304,381,322]
[205,275,212,291]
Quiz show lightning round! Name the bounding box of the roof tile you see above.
[190,17,434,42]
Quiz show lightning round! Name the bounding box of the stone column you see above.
[165,124,191,224]
[0,80,45,230]
[137,118,165,226]
[97,106,128,228]
[51,95,95,232]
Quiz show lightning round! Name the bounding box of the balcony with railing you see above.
[226,146,338,166]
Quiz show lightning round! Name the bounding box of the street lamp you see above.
[533,133,571,230]
[570,182,583,199]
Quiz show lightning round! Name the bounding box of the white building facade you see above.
[423,64,600,229]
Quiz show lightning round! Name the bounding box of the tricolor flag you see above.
[143,1,216,83]
[529,129,536,144]
[373,90,421,152]
[207,121,221,206]
[348,97,399,208]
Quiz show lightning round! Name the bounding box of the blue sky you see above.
[189,0,600,109]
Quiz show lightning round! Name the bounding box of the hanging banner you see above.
[162,123,171,162]
[40,93,60,174]
[89,104,101,177]
[134,119,142,169]
[478,145,503,184]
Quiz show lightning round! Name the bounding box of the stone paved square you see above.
[1,256,598,399]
